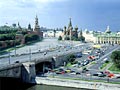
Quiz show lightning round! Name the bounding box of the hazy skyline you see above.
[0,0,120,32]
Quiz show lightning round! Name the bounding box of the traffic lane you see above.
[88,45,120,70]
[0,42,90,58]
[45,71,120,83]
[0,46,85,66]
[0,43,95,67]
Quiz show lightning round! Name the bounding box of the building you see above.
[27,15,43,38]
[82,30,96,43]
[95,26,120,44]
[62,18,78,40]
[83,26,120,44]
[43,29,63,37]
[16,15,43,44]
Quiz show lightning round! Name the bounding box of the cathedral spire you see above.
[68,18,72,28]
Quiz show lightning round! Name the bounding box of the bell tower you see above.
[34,15,40,32]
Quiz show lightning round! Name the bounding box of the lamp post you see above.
[14,33,16,56]
[8,51,11,64]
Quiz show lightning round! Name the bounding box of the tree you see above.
[58,36,62,40]
[111,50,120,68]
[12,23,16,28]
[24,34,39,43]
[78,36,85,42]
[67,54,76,63]
[65,36,70,40]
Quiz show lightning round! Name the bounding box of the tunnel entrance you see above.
[35,61,52,75]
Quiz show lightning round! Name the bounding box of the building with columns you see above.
[83,26,120,44]
[95,26,120,44]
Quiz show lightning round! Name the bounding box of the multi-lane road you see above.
[0,38,120,83]
[43,43,120,83]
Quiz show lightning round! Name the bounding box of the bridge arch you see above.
[35,61,52,75]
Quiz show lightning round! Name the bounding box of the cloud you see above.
[34,0,67,3]
[0,0,68,26]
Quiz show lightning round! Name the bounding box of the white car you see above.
[103,58,108,61]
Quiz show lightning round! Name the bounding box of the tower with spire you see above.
[32,15,43,38]
[34,15,40,32]
[105,25,111,34]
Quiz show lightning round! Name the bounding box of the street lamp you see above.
[14,33,16,56]
[29,48,31,61]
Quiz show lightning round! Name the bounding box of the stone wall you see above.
[0,64,22,78]
[34,77,120,90]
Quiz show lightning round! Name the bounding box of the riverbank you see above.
[31,77,120,90]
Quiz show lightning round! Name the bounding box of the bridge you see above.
[0,50,80,83]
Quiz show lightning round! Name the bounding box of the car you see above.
[56,71,65,74]
[76,72,81,75]
[43,52,47,55]
[92,73,98,76]
[82,68,89,73]
[98,73,106,77]
[70,72,76,75]
[15,61,19,63]
[65,69,71,73]
[104,71,110,75]
[103,58,108,61]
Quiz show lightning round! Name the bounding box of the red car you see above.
[104,71,111,75]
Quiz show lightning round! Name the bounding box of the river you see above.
[0,77,90,90]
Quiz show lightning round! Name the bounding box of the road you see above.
[89,44,120,70]
[42,44,120,83]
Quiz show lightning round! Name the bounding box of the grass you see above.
[100,61,110,69]
[91,61,96,65]
[108,64,120,73]
[66,62,72,67]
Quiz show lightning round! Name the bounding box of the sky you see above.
[0,0,120,32]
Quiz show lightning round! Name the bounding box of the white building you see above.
[43,30,63,38]
[82,26,120,44]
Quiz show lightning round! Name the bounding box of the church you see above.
[62,18,78,40]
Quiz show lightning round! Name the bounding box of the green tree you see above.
[67,54,76,63]
[71,36,78,41]
[65,36,70,40]
[58,36,62,40]
[78,36,85,42]
[111,50,120,68]
[24,34,39,43]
